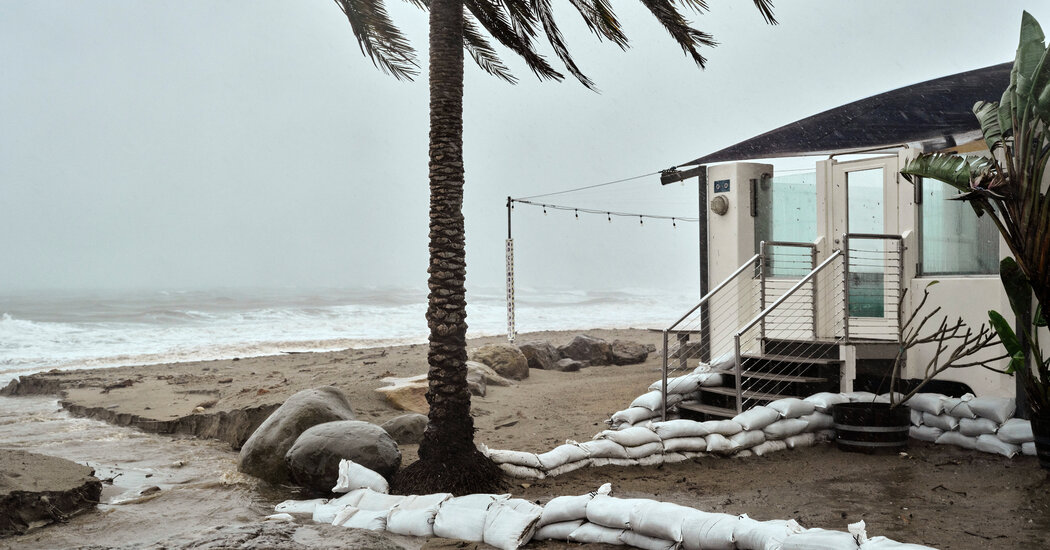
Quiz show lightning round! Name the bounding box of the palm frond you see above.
[334,0,420,80]
[901,153,994,192]
[462,11,517,83]
[464,0,563,82]
[569,0,628,48]
[750,0,777,25]
[638,0,717,68]
[530,0,596,90]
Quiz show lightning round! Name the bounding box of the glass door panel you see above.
[846,168,885,317]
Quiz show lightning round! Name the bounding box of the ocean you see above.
[0,286,696,385]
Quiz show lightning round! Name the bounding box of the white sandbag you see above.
[533,519,585,541]
[816,429,837,441]
[1022,441,1037,456]
[934,431,977,449]
[539,494,593,526]
[332,458,388,494]
[483,499,543,550]
[630,501,691,542]
[619,529,680,550]
[386,492,452,537]
[959,417,998,437]
[354,489,406,510]
[752,439,788,456]
[733,516,805,550]
[780,528,860,549]
[943,394,977,419]
[768,398,816,419]
[611,406,659,426]
[860,535,939,549]
[733,406,781,430]
[797,412,833,431]
[764,418,810,440]
[649,373,703,394]
[998,418,1034,444]
[651,419,712,439]
[335,507,388,531]
[736,449,754,458]
[922,412,959,431]
[909,425,943,442]
[875,392,905,405]
[975,433,1021,458]
[264,513,294,522]
[637,454,665,467]
[275,498,327,516]
[705,433,738,454]
[663,452,690,463]
[313,500,349,524]
[548,459,591,477]
[680,510,739,550]
[499,463,546,479]
[909,409,924,427]
[730,430,766,450]
[433,493,508,541]
[702,419,744,436]
[804,392,850,413]
[568,522,625,545]
[487,449,544,469]
[663,436,708,453]
[586,495,643,529]
[632,390,685,411]
[695,372,725,387]
[906,393,946,415]
[537,443,590,470]
[968,396,1015,424]
[842,391,876,403]
[597,426,663,447]
[590,457,636,467]
[578,438,631,459]
[625,441,665,459]
[784,432,818,449]
[696,351,735,371]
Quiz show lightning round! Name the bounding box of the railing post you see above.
[661,330,669,421]
[811,244,818,337]
[896,238,905,339]
[842,233,851,343]
[734,334,744,414]
[759,241,767,354]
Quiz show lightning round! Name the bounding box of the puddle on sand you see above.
[0,396,286,549]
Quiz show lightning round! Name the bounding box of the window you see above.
[919,178,999,275]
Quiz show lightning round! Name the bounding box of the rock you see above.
[517,341,559,370]
[466,361,512,387]
[238,386,356,485]
[609,339,650,365]
[285,420,401,494]
[375,375,429,414]
[381,413,428,445]
[558,335,611,365]
[469,344,529,380]
[551,358,588,372]
[0,449,101,536]
[466,368,486,397]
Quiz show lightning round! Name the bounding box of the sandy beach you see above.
[3,328,1050,549]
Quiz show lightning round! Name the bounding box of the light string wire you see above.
[513,171,662,201]
[511,198,699,223]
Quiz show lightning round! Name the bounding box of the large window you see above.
[754,171,818,248]
[919,178,999,275]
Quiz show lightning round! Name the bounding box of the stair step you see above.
[699,386,793,402]
[678,400,737,418]
[741,353,842,366]
[708,368,827,384]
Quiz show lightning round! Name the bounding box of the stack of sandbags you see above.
[905,393,1035,457]
[592,426,667,466]
[609,369,724,429]
[649,418,743,457]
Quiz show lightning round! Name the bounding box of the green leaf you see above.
[1000,257,1032,319]
[1036,304,1048,327]
[900,153,992,191]
[1007,350,1026,375]
[973,101,1004,152]
[989,309,1024,356]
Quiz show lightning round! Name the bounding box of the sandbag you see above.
[733,516,805,550]
[705,433,738,454]
[968,396,1015,424]
[597,426,663,447]
[934,431,977,449]
[486,449,544,469]
[568,521,624,545]
[386,492,452,537]
[922,412,959,432]
[763,418,810,440]
[334,507,388,531]
[680,510,739,550]
[651,419,712,440]
[736,449,754,458]
[533,519,585,541]
[578,438,631,459]
[332,458,388,494]
[537,443,590,470]
[275,498,326,516]
[433,493,507,541]
[1023,441,1037,456]
[630,500,691,542]
[752,439,788,456]
[875,392,905,405]
[311,501,346,524]
[906,393,946,415]
[804,392,850,413]
[975,434,1021,458]
[354,489,406,510]
[638,454,665,467]
[842,391,876,403]
[909,425,943,443]
[733,406,781,431]
[625,441,665,459]
[265,513,294,522]
[632,390,685,412]
[619,529,680,550]
[780,528,861,549]
[591,457,637,467]
[548,459,591,477]
[611,406,659,426]
[649,373,703,394]
[768,398,816,419]
[483,499,543,550]
[799,412,834,431]
[499,463,545,479]
[815,429,837,441]
[539,488,607,527]
[663,452,690,463]
[586,495,644,529]
[860,535,939,549]
[909,409,924,427]
[943,394,977,419]
[702,419,744,436]
[959,417,998,437]
[784,432,818,449]
[663,436,708,453]
[998,418,1034,444]
[730,430,766,450]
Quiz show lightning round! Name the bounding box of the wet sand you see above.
[4,329,1050,549]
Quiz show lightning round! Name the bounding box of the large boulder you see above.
[375,375,429,414]
[550,358,588,372]
[380,413,428,445]
[517,341,559,370]
[238,386,356,485]
[466,361,512,387]
[558,335,611,366]
[469,344,529,381]
[609,339,650,365]
[466,368,486,397]
[285,420,401,494]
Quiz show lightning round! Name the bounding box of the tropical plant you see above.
[987,257,1050,415]
[334,0,777,493]
[900,11,1050,417]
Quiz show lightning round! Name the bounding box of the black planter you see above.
[1030,412,1050,470]
[831,402,911,454]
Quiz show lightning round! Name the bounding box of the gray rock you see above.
[558,335,611,365]
[469,344,529,380]
[466,361,512,386]
[285,420,401,494]
[551,358,588,372]
[609,339,650,365]
[517,341,559,370]
[467,368,487,397]
[238,386,356,485]
[380,413,428,445]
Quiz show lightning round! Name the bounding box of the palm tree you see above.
[334,0,777,494]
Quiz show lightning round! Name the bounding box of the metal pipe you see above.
[843,234,851,343]
[734,334,744,414]
[759,241,767,354]
[811,244,819,336]
[735,250,845,338]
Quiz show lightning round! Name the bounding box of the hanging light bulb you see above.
[639,216,644,226]
[574,209,578,220]
[543,205,547,215]
[672,217,677,227]
[607,212,612,223]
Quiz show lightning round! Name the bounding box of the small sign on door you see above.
[713,179,731,193]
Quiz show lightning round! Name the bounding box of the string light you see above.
[639,215,643,226]
[509,198,699,224]
[672,217,676,227]
[607,212,612,223]
[543,206,547,215]
[574,209,578,220]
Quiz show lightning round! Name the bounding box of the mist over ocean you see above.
[0,287,695,384]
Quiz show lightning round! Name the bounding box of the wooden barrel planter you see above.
[1031,413,1050,470]
[831,402,911,454]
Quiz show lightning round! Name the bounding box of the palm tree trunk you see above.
[393,0,502,494]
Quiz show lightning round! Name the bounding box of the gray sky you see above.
[3,1,1049,296]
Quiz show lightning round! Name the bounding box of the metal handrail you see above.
[666,253,760,332]
[734,249,844,339]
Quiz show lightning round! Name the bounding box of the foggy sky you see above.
[3,1,1049,297]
